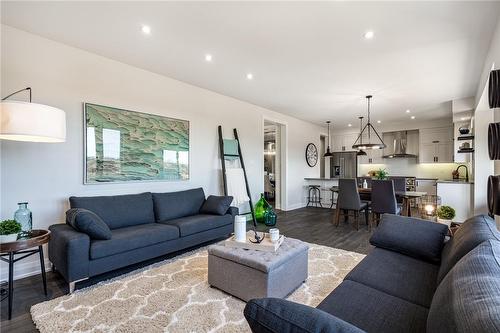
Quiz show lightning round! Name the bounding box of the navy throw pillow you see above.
[370,214,448,263]
[66,208,112,240]
[200,195,233,215]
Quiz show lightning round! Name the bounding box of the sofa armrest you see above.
[48,224,90,283]
[227,206,239,217]
[370,214,448,263]
[244,298,365,333]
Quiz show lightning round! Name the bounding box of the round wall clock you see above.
[305,143,318,167]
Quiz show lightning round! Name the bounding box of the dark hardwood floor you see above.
[0,207,373,332]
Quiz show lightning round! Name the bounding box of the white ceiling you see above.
[2,1,499,128]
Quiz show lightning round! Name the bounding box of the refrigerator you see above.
[330,152,358,178]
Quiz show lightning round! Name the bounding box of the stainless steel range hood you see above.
[382,131,418,159]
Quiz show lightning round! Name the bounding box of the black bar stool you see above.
[329,187,338,209]
[307,185,323,207]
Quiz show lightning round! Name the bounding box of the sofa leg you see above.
[69,278,89,294]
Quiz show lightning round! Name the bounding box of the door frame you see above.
[263,117,287,210]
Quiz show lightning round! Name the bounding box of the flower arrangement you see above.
[0,220,21,243]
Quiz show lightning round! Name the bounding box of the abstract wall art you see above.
[84,103,189,183]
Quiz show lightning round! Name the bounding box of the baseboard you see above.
[0,255,52,281]
[284,202,307,211]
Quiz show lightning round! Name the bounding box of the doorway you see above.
[263,120,285,210]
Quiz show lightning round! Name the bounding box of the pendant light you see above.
[356,116,367,156]
[352,95,386,150]
[324,121,333,157]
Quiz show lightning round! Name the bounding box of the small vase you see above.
[254,193,271,223]
[264,209,277,227]
[14,202,32,233]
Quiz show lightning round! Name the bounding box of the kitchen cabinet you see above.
[416,179,437,195]
[419,127,453,163]
[332,133,358,152]
[358,148,383,164]
[437,182,474,223]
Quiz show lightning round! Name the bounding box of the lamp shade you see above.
[0,101,66,142]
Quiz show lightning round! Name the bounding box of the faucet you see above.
[455,165,469,182]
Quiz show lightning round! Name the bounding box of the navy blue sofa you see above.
[244,214,500,333]
[49,188,237,292]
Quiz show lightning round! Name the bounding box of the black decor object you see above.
[488,175,500,217]
[324,121,333,157]
[488,122,500,160]
[306,143,318,167]
[352,95,386,150]
[489,69,500,109]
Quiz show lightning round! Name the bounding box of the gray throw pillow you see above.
[427,240,500,333]
[66,208,112,240]
[200,195,234,215]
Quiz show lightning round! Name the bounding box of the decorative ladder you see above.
[217,126,261,242]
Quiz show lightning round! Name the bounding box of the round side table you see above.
[0,229,50,320]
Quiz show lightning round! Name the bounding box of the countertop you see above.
[304,177,339,181]
[436,179,474,184]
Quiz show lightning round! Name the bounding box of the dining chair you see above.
[371,180,402,227]
[389,177,406,204]
[333,178,369,230]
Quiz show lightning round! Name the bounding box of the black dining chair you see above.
[334,178,370,230]
[371,180,402,227]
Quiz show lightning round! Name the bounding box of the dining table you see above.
[331,187,427,217]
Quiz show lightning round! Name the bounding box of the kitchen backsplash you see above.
[358,159,471,180]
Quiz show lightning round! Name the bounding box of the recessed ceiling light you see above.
[141,25,151,35]
[377,120,381,124]
[364,31,374,39]
[406,109,411,113]
[246,73,253,80]
[348,123,352,127]
[460,117,467,121]
[411,116,416,120]
[205,54,213,62]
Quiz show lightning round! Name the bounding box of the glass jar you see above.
[254,193,271,223]
[14,202,32,233]
[264,209,277,227]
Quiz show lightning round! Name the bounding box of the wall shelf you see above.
[457,135,474,141]
[457,149,474,153]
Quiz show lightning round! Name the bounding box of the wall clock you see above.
[305,143,318,167]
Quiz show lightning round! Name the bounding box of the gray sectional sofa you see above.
[244,214,500,333]
[49,188,237,292]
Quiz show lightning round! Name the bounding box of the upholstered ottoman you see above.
[208,237,309,301]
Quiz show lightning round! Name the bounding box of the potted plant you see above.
[436,206,456,227]
[0,219,22,243]
[375,168,388,180]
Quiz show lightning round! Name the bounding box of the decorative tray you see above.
[225,231,284,252]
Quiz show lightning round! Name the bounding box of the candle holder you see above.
[418,195,441,221]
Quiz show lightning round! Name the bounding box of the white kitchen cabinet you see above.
[437,182,474,223]
[419,127,453,163]
[358,148,383,164]
[332,133,358,152]
[416,179,437,195]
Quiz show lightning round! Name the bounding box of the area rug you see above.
[31,243,364,333]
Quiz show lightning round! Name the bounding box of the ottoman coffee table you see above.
[207,237,309,301]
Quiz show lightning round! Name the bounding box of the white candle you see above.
[425,204,435,215]
[269,228,280,242]
[234,215,247,242]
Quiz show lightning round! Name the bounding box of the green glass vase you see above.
[254,193,271,223]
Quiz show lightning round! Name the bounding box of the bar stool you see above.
[307,185,323,207]
[329,186,338,209]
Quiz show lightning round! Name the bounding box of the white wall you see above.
[0,25,322,280]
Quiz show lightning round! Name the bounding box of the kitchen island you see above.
[304,178,339,208]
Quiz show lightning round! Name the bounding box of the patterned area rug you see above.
[31,242,364,333]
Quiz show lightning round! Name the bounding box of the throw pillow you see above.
[66,208,112,240]
[370,214,448,263]
[200,195,234,215]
